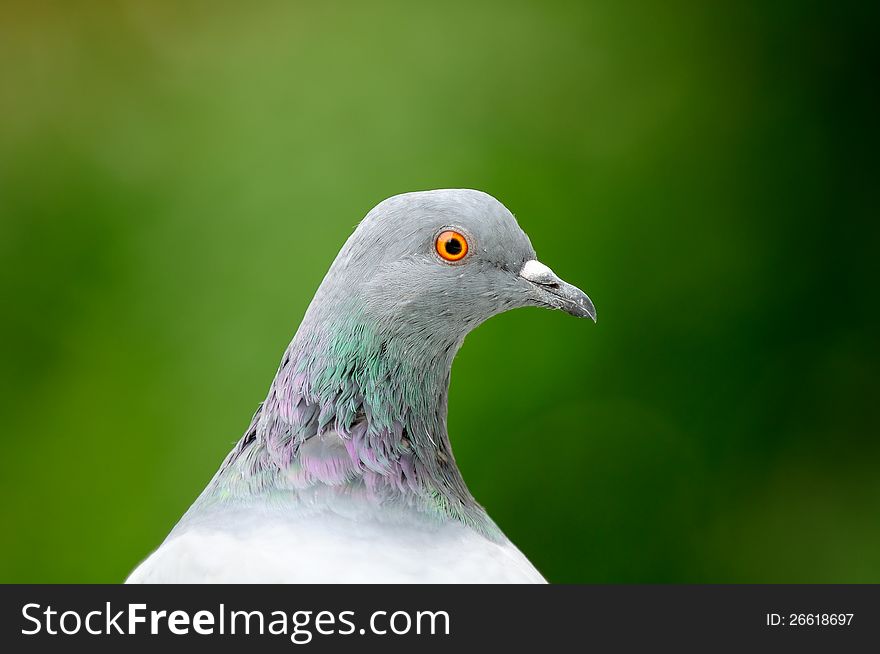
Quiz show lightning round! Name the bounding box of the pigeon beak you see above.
[519,260,597,322]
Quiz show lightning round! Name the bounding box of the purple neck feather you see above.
[206,303,497,535]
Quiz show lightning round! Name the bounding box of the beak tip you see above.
[583,303,598,323]
[575,294,597,322]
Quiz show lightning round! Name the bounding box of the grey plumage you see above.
[128,189,595,583]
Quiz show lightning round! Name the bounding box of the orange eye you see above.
[435,230,468,262]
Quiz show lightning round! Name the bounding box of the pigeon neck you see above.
[214,305,498,537]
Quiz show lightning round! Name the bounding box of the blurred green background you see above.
[1,1,876,583]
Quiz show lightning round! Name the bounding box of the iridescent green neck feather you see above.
[205,296,498,537]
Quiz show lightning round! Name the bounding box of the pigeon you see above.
[127,189,596,583]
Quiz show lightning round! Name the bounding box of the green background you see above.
[1,1,876,583]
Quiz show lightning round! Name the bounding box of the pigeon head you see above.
[223,189,595,534]
[308,189,595,353]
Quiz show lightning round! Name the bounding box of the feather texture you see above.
[128,190,593,584]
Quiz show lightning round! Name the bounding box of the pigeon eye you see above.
[435,230,469,262]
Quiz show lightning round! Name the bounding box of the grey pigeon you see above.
[128,189,595,583]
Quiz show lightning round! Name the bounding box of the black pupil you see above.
[444,238,463,256]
